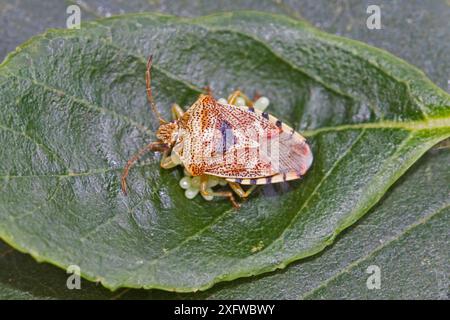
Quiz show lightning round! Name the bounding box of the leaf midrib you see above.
[302,118,450,137]
[1,71,449,182]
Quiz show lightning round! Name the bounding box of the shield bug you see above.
[121,56,313,208]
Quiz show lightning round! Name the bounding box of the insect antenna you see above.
[146,55,167,124]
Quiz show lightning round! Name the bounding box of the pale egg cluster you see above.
[179,169,228,201]
[180,94,270,200]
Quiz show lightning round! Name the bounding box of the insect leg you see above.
[228,182,257,199]
[171,103,184,120]
[203,85,213,97]
[160,150,180,169]
[227,90,254,107]
[200,175,240,209]
[121,141,168,195]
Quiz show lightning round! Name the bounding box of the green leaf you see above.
[0,12,449,292]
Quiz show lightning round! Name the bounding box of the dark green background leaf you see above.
[1,1,449,299]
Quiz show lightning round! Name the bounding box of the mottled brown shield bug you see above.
[121,56,313,208]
